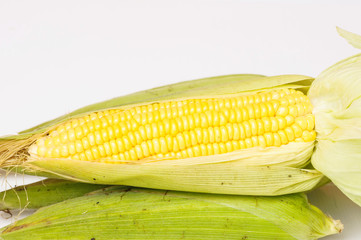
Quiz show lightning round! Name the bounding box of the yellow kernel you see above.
[276,116,287,130]
[94,131,103,145]
[306,115,315,130]
[285,127,295,142]
[91,147,100,159]
[98,145,106,158]
[152,138,161,153]
[182,132,191,148]
[239,140,246,149]
[278,130,288,145]
[258,135,267,148]
[266,102,275,117]
[264,133,274,147]
[285,115,295,126]
[85,149,94,161]
[297,104,305,115]
[276,106,288,117]
[189,131,197,146]
[260,103,268,118]
[263,117,271,132]
[135,145,144,159]
[219,142,227,153]
[256,119,264,135]
[251,136,259,147]
[221,126,229,142]
[292,124,303,138]
[289,105,298,117]
[109,140,118,155]
[141,142,150,158]
[160,137,168,154]
[273,133,281,147]
[247,105,255,119]
[68,143,76,155]
[254,104,261,119]
[200,144,207,156]
[171,120,179,135]
[60,132,68,143]
[74,126,83,139]
[302,130,316,142]
[147,140,155,155]
[295,117,308,130]
[242,108,249,121]
[104,142,112,156]
[213,143,220,155]
[243,122,252,138]
[232,123,240,140]
[60,145,69,157]
[152,122,159,138]
[206,144,214,155]
[245,138,253,148]
[123,136,132,150]
[128,132,137,146]
[93,119,102,130]
[214,127,221,143]
[232,140,240,150]
[271,118,279,132]
[225,142,233,152]
[52,147,61,158]
[116,139,125,152]
[249,119,257,136]
[129,149,138,160]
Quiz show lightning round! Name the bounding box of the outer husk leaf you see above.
[337,27,361,50]
[1,74,319,196]
[0,187,342,240]
[0,179,107,210]
[25,142,324,196]
[309,29,361,206]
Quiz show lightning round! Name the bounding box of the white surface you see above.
[1,0,361,238]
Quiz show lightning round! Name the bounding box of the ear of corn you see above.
[0,187,342,240]
[0,74,323,195]
[0,179,107,210]
[308,28,361,207]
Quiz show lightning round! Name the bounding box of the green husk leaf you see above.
[0,187,342,240]
[0,179,107,210]
[308,29,361,206]
[337,27,361,50]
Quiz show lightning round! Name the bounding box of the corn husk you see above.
[308,28,361,207]
[0,179,107,210]
[0,186,342,240]
[0,74,325,196]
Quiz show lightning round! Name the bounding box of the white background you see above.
[1,0,361,239]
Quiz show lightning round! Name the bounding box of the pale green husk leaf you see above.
[0,187,342,240]
[308,30,361,206]
[25,141,325,196]
[337,27,361,50]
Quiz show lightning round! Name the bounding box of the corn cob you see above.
[0,179,107,210]
[0,74,326,195]
[0,186,342,240]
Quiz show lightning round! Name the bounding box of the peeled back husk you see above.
[0,74,325,196]
[0,186,342,240]
[309,28,361,207]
